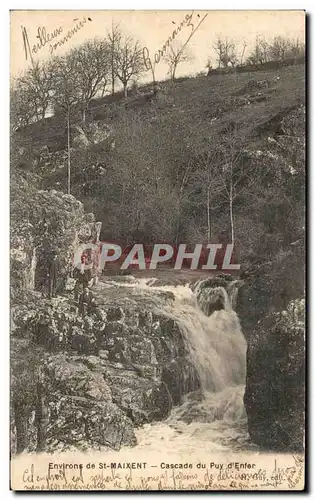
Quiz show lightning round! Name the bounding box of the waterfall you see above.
[116,276,251,453]
[165,286,246,393]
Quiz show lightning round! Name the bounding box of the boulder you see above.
[46,396,136,452]
[45,356,112,401]
[193,274,241,316]
[162,358,200,406]
[244,298,305,451]
[11,293,200,453]
[10,180,102,298]
[72,126,90,148]
[236,244,305,452]
[236,246,304,340]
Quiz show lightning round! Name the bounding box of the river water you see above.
[102,276,255,454]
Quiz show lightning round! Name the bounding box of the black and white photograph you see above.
[9,9,305,491]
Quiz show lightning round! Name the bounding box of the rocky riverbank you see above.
[11,282,200,454]
[237,244,305,452]
[10,181,305,455]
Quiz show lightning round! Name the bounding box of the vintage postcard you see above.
[10,10,306,491]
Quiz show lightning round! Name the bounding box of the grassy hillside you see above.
[15,65,304,151]
[12,63,305,265]
[10,62,306,458]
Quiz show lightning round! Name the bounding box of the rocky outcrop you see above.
[244,298,305,451]
[42,355,136,452]
[11,290,200,454]
[10,221,36,293]
[193,274,242,316]
[10,180,101,299]
[237,244,305,452]
[72,122,113,149]
[236,245,304,340]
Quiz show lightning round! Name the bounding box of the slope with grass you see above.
[11,64,305,453]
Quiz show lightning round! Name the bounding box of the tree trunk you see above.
[240,45,246,66]
[67,109,71,195]
[111,40,115,95]
[175,217,180,247]
[14,402,29,454]
[111,69,115,95]
[101,82,107,98]
[151,67,156,87]
[124,84,128,98]
[171,64,177,82]
[229,184,234,244]
[81,107,86,123]
[174,198,181,247]
[35,382,48,452]
[206,187,211,242]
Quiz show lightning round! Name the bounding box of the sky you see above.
[10,10,305,84]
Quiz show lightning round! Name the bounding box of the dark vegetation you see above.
[12,63,305,264]
[10,27,306,454]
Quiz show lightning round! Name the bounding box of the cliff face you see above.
[236,246,304,341]
[237,246,305,451]
[10,176,200,454]
[10,176,101,299]
[244,298,305,451]
[11,289,200,454]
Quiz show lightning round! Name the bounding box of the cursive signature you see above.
[21,25,63,64]
[49,17,87,55]
[21,17,88,65]
[143,11,208,81]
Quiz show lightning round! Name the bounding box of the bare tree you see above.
[164,42,194,82]
[213,36,238,68]
[239,40,248,66]
[288,37,305,62]
[68,38,111,122]
[113,36,144,98]
[10,82,36,129]
[15,61,53,121]
[269,35,290,61]
[49,55,81,194]
[215,126,267,243]
[247,37,264,65]
[206,58,213,75]
[247,36,270,65]
[188,124,227,242]
[35,371,49,452]
[107,22,122,95]
[213,37,225,68]
[259,36,270,63]
[227,40,238,68]
[194,149,225,241]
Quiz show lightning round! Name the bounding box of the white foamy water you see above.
[132,385,250,454]
[103,277,252,453]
